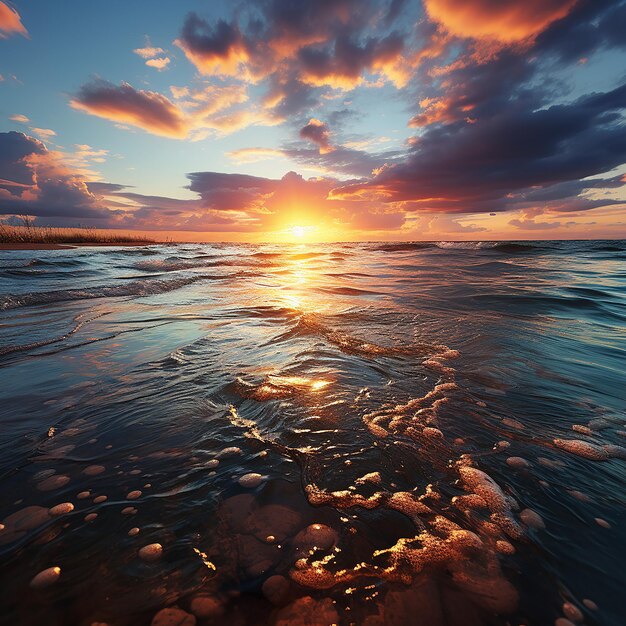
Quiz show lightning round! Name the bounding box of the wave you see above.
[0,273,245,311]
[372,242,436,252]
[315,286,383,297]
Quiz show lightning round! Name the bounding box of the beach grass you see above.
[0,218,155,245]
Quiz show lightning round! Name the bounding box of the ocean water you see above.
[0,240,624,626]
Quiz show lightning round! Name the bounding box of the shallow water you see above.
[0,240,625,626]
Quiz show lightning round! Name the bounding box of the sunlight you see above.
[290,225,307,239]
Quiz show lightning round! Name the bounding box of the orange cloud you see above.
[145,57,170,71]
[227,147,287,164]
[300,118,333,154]
[70,81,188,138]
[175,15,250,78]
[0,1,27,38]
[9,113,29,123]
[423,0,577,43]
[133,45,165,59]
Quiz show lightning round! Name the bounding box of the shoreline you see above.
[0,242,157,250]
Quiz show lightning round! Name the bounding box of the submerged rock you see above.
[49,502,74,516]
[274,596,338,626]
[238,473,263,488]
[189,595,223,619]
[1,505,51,543]
[293,524,339,554]
[30,566,61,589]
[139,543,163,562]
[151,607,196,626]
[37,475,70,491]
[520,509,545,529]
[262,575,290,605]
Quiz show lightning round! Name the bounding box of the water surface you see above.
[1,240,625,625]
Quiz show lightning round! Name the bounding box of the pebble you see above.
[93,496,107,504]
[139,543,163,562]
[520,508,545,529]
[77,491,91,500]
[122,507,138,515]
[127,490,142,500]
[30,566,61,589]
[129,469,142,475]
[562,602,583,622]
[206,459,219,469]
[83,465,105,476]
[37,475,70,491]
[128,527,140,536]
[189,595,223,619]
[84,513,98,522]
[262,574,290,605]
[582,599,598,610]
[555,619,576,626]
[238,473,263,488]
[495,540,515,555]
[506,456,530,469]
[567,489,592,502]
[217,447,241,459]
[49,502,74,516]
[151,607,196,626]
[33,469,56,481]
[293,523,339,553]
[274,596,338,626]
[595,517,611,528]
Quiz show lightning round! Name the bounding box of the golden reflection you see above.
[277,252,319,312]
[267,375,332,392]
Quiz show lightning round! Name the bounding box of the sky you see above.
[1,0,625,242]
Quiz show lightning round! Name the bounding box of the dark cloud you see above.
[0,132,111,220]
[333,83,626,213]
[175,14,250,77]
[0,132,45,189]
[535,0,626,63]
[298,32,405,88]
[299,118,333,153]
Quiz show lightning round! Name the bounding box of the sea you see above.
[0,240,625,626]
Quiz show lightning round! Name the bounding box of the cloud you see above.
[173,1,414,114]
[0,1,27,38]
[145,57,171,71]
[71,79,275,139]
[175,14,250,78]
[70,80,188,138]
[133,39,171,71]
[0,132,111,220]
[332,83,626,214]
[133,45,165,59]
[29,127,56,140]
[227,147,288,164]
[9,114,29,123]
[298,32,407,89]
[300,118,333,153]
[423,0,577,43]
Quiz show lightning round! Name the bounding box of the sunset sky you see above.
[1,0,625,241]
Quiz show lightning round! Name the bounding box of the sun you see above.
[290,225,307,238]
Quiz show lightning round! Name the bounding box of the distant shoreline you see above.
[0,242,157,250]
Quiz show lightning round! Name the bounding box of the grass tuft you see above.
[0,217,155,244]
